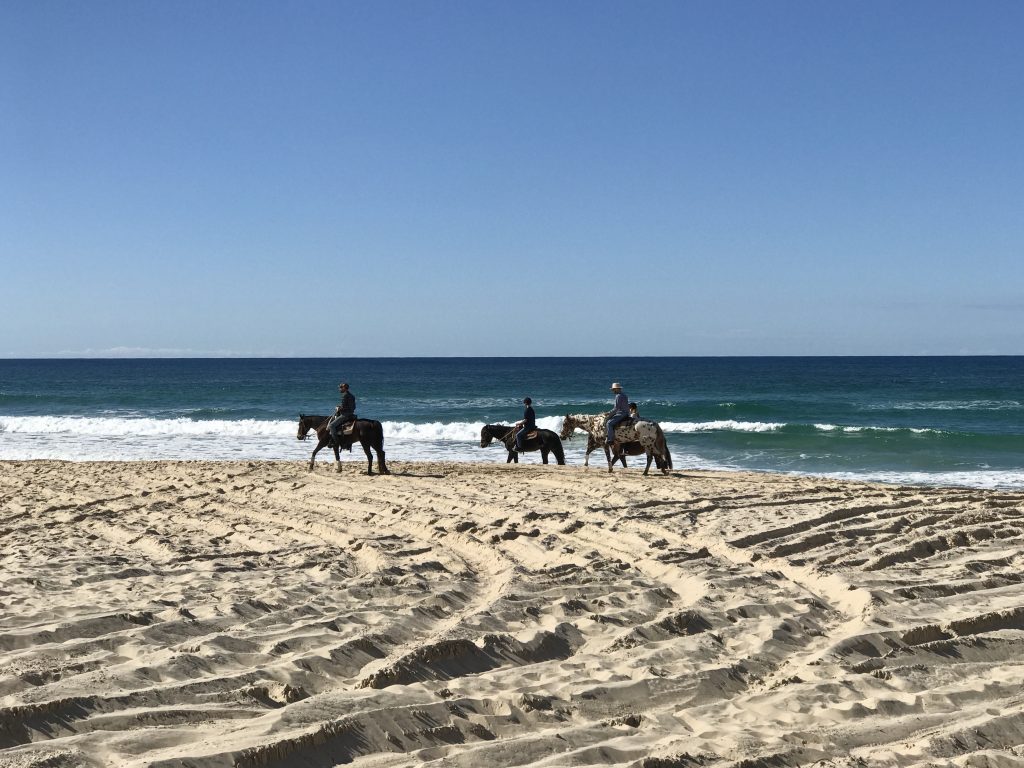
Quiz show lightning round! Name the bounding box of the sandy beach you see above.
[2,460,1024,768]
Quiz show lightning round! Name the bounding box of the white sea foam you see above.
[2,416,291,437]
[866,400,1022,411]
[813,423,943,435]
[796,469,1024,491]
[2,414,1018,489]
[0,415,571,464]
[660,420,787,433]
[0,414,950,447]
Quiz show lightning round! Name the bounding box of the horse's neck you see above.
[570,414,603,432]
[493,425,515,442]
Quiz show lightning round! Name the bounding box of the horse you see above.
[297,414,389,475]
[558,413,641,469]
[560,413,672,475]
[480,424,566,465]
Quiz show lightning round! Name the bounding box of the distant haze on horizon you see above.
[3,2,1023,358]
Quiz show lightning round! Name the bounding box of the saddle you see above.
[522,429,539,440]
[329,416,357,438]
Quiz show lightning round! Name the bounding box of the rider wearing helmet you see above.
[514,397,536,451]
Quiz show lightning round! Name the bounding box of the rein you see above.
[300,416,330,440]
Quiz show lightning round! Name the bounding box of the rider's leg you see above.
[606,414,625,444]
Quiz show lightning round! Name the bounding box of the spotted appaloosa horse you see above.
[297,414,389,474]
[555,414,652,470]
[560,413,672,475]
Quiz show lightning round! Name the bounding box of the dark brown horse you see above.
[480,424,566,465]
[297,414,389,474]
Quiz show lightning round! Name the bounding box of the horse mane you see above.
[484,424,515,434]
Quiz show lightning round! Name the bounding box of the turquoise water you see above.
[1,357,1022,488]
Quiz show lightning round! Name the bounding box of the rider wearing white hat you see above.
[606,382,630,445]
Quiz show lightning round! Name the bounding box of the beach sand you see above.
[2,459,1024,768]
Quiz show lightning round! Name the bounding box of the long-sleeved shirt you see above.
[336,392,356,417]
[521,405,536,429]
[612,392,629,415]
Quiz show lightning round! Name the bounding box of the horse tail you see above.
[372,420,385,451]
[551,433,566,465]
[656,424,672,469]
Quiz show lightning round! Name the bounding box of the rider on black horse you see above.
[513,397,536,452]
[328,382,356,444]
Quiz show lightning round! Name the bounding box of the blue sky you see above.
[2,1,1022,357]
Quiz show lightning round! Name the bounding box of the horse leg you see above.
[362,440,374,475]
[308,439,327,471]
[604,443,614,473]
[644,452,654,476]
[377,447,389,474]
[541,448,549,464]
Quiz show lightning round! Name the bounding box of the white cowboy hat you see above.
[610,382,623,391]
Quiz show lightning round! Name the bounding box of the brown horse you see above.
[480,424,566,465]
[297,414,389,474]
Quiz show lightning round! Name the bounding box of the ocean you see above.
[1,357,1022,489]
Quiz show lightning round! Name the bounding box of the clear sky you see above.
[3,1,1022,357]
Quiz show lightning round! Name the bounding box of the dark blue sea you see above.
[1,357,1022,488]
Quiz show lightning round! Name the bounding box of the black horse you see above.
[480,424,566,465]
[297,414,389,474]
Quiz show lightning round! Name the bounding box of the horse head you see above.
[297,414,313,441]
[559,414,576,440]
[481,424,515,448]
[480,425,494,448]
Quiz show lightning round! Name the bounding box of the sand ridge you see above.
[2,460,1024,767]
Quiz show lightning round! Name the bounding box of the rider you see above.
[629,402,645,421]
[514,397,536,451]
[605,382,630,446]
[328,382,357,444]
